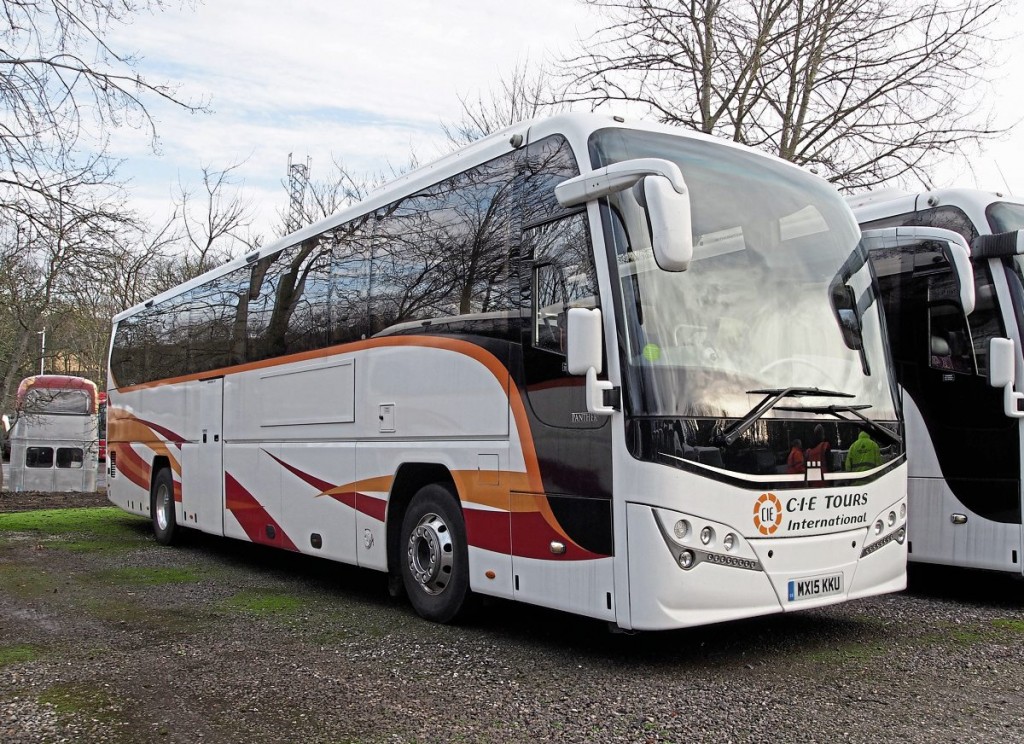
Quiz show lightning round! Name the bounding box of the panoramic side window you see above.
[369,151,517,337]
[329,217,372,344]
[245,238,333,362]
[174,268,244,375]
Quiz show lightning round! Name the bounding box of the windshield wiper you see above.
[774,403,902,447]
[717,387,855,446]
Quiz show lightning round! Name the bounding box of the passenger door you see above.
[180,377,224,536]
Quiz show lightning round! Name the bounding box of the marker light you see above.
[888,511,897,526]
[723,533,736,552]
[678,550,695,569]
[673,519,691,540]
[874,520,884,535]
[700,526,714,545]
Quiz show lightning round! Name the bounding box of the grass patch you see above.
[0,507,142,535]
[947,628,988,645]
[802,642,885,664]
[0,507,149,553]
[992,618,1024,633]
[0,644,43,666]
[222,589,304,616]
[38,682,118,721]
[0,563,60,598]
[90,566,202,586]
[84,597,211,634]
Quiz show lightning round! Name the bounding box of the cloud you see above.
[103,0,601,242]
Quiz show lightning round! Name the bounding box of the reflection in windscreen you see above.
[988,201,1024,233]
[591,128,897,420]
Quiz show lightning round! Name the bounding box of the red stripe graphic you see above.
[225,472,297,551]
[113,444,153,493]
[265,452,387,522]
[508,511,604,561]
[133,416,186,445]
[463,508,512,555]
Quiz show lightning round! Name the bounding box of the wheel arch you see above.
[150,455,171,495]
[386,462,458,574]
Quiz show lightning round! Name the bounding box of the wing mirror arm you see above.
[555,158,694,272]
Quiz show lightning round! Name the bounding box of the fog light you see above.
[895,527,906,544]
[678,549,695,569]
[673,519,691,541]
[700,526,714,545]
[874,520,884,535]
[723,533,735,552]
[888,511,897,526]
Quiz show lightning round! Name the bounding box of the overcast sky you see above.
[105,1,1024,242]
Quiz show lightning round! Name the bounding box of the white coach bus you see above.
[851,188,1024,576]
[107,114,910,630]
[9,375,99,492]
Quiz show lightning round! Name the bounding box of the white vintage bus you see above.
[851,188,1024,576]
[9,375,99,492]
[107,114,910,630]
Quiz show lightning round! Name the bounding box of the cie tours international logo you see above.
[753,492,783,535]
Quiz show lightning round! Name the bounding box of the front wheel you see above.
[400,483,470,623]
[150,467,178,546]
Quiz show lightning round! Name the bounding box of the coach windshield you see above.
[589,129,898,426]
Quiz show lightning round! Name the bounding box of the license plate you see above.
[787,572,843,602]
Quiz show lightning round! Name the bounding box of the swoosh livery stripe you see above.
[225,472,297,551]
[113,336,605,560]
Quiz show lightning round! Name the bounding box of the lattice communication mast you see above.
[286,153,311,235]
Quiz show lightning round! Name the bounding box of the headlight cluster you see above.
[861,501,908,557]
[653,509,763,573]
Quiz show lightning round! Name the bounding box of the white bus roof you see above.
[847,187,1024,232]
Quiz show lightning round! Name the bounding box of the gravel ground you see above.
[0,496,1022,743]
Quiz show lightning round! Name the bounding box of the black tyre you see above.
[400,483,470,623]
[150,467,178,545]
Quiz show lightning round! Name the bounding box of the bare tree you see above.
[443,61,570,147]
[0,183,134,385]
[149,163,262,293]
[0,0,205,217]
[561,0,1010,189]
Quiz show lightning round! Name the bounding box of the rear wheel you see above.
[150,467,178,545]
[400,483,470,623]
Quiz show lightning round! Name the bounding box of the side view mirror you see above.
[566,308,616,416]
[988,337,1024,418]
[633,175,693,272]
[566,307,603,375]
[554,157,694,272]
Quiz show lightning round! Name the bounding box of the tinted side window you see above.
[246,237,334,362]
[330,216,372,344]
[861,205,979,243]
[175,268,244,374]
[967,261,1004,375]
[370,151,517,336]
[529,214,599,355]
